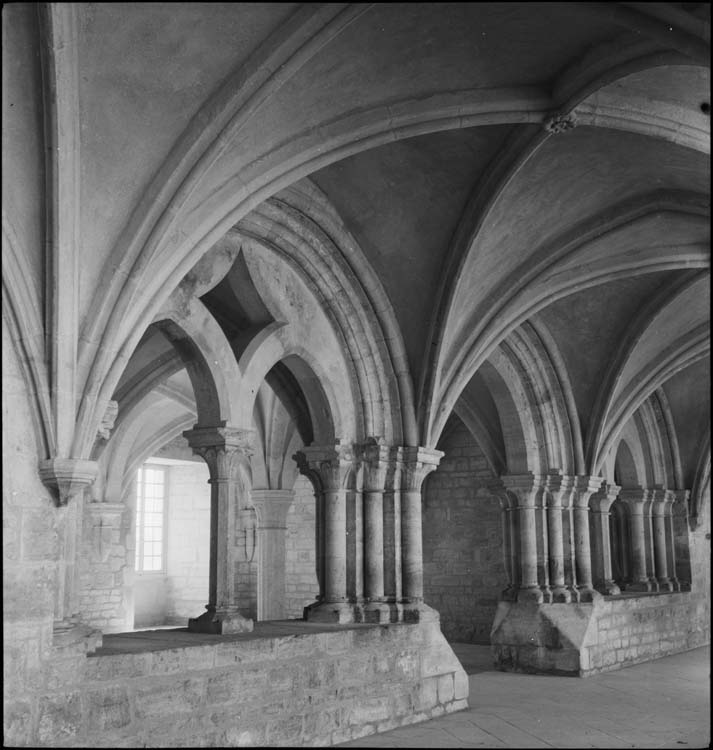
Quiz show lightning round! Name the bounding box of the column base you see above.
[551,586,572,603]
[595,580,621,596]
[516,587,544,604]
[304,601,358,624]
[576,586,602,603]
[625,580,653,592]
[656,578,674,592]
[187,606,253,634]
[399,601,440,624]
[362,601,393,623]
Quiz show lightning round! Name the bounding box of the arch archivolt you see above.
[426,194,709,447]
[68,5,707,461]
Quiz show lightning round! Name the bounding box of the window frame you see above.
[134,463,168,575]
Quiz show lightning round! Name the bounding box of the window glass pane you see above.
[136,463,166,572]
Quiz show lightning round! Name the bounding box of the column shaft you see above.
[573,476,601,601]
[588,483,621,595]
[364,490,385,600]
[545,475,572,602]
[619,488,652,591]
[324,488,348,601]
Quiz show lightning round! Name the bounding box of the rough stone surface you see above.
[20,622,467,747]
[423,420,502,643]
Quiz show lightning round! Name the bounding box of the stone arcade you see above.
[2,3,710,747]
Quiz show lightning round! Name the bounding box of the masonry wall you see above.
[3,322,58,744]
[31,621,468,747]
[164,463,211,622]
[422,419,503,643]
[285,475,320,618]
[78,502,131,632]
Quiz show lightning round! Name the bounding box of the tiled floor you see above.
[339,644,711,749]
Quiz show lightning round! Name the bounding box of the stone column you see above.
[501,474,543,603]
[618,488,653,592]
[183,425,254,634]
[294,443,358,622]
[642,490,659,591]
[666,489,688,591]
[251,489,294,621]
[545,474,573,602]
[588,483,621,596]
[39,458,103,651]
[572,476,602,601]
[651,489,673,591]
[361,439,391,622]
[382,447,403,606]
[400,447,443,619]
[671,489,691,590]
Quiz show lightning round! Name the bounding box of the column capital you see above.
[544,473,575,504]
[401,446,443,491]
[183,424,254,454]
[39,458,99,506]
[250,489,294,529]
[618,486,651,511]
[589,482,621,513]
[572,475,604,507]
[361,437,394,492]
[293,441,359,491]
[183,425,254,482]
[500,473,546,504]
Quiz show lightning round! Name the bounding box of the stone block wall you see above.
[422,419,502,643]
[285,476,320,618]
[164,463,210,622]
[3,324,61,745]
[584,592,709,674]
[78,502,130,632]
[24,621,468,747]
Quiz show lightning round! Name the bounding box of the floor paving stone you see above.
[338,644,710,749]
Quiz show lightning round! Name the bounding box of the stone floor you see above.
[339,643,711,749]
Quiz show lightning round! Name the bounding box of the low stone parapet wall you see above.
[584,592,709,674]
[491,592,709,677]
[34,621,468,747]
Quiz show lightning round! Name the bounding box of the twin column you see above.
[493,473,607,603]
[294,441,442,623]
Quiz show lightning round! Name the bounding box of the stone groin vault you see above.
[3,3,710,747]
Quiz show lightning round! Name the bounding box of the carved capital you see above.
[573,475,604,508]
[250,489,294,529]
[293,441,359,491]
[544,473,575,507]
[361,437,394,492]
[501,473,545,506]
[543,110,578,134]
[401,447,443,491]
[618,486,650,513]
[183,425,254,482]
[589,482,621,513]
[39,458,99,506]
